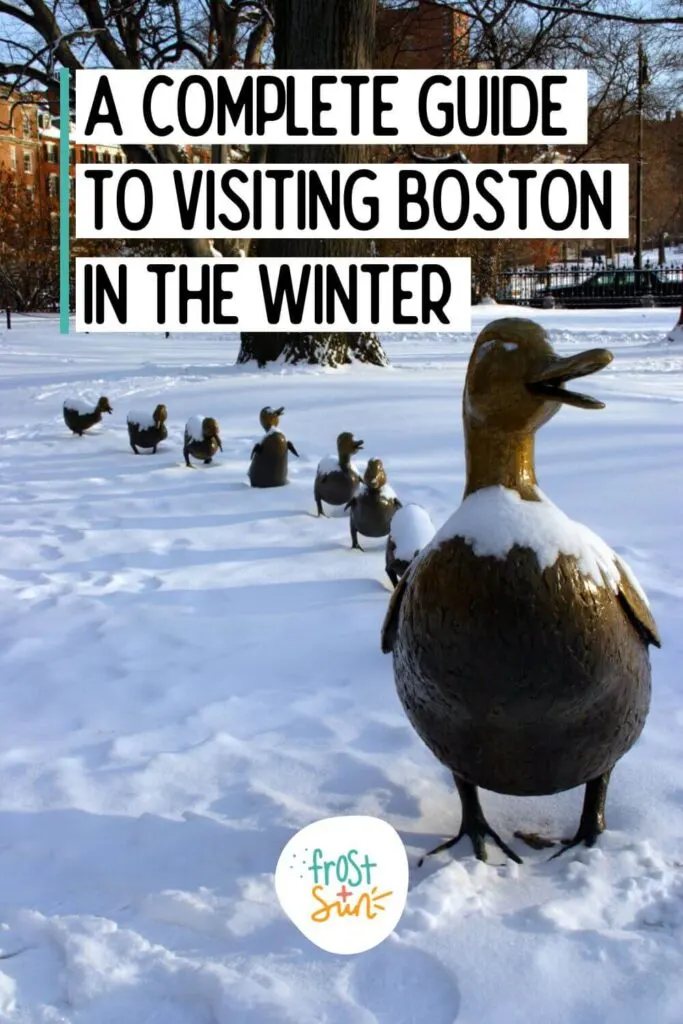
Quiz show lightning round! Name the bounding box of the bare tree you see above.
[236,0,388,368]
[0,167,59,310]
[0,0,272,257]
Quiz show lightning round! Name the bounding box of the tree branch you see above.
[520,1,683,26]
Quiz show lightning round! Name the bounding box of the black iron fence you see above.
[487,264,683,309]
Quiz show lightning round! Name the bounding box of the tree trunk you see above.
[237,0,388,368]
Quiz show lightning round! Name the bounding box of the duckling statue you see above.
[249,406,300,488]
[385,503,436,587]
[63,396,112,435]
[382,318,661,865]
[127,404,168,454]
[345,458,402,551]
[183,415,222,467]
[314,432,364,516]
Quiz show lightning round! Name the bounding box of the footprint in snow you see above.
[347,940,461,1023]
[352,719,414,755]
[141,575,163,591]
[39,544,63,561]
[55,525,85,544]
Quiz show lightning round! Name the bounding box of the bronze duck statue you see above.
[345,458,402,550]
[183,416,222,467]
[382,318,661,865]
[249,406,300,488]
[127,404,168,454]
[314,432,364,516]
[63,396,112,435]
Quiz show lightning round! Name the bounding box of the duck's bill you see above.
[353,440,365,451]
[526,348,613,409]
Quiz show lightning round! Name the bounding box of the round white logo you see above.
[274,815,409,955]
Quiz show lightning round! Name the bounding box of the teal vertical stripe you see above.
[59,67,70,334]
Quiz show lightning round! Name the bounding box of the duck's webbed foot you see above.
[550,771,611,861]
[417,777,523,866]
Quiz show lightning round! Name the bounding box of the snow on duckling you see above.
[385,503,436,587]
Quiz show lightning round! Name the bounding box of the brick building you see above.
[0,85,128,234]
[0,85,210,227]
[377,0,470,69]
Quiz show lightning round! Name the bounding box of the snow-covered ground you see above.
[0,306,681,1023]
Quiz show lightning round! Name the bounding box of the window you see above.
[47,173,58,198]
[22,113,30,135]
[23,150,32,174]
[70,176,75,200]
[9,145,16,170]
[37,111,50,130]
[69,148,75,165]
[44,143,57,163]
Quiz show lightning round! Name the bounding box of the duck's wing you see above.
[614,556,661,649]
[381,571,409,654]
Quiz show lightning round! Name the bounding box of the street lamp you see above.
[635,42,650,271]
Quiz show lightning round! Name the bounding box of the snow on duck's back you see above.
[64,398,98,415]
[317,455,342,475]
[127,409,157,430]
[377,482,398,501]
[186,415,206,442]
[432,485,649,600]
[391,504,436,561]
